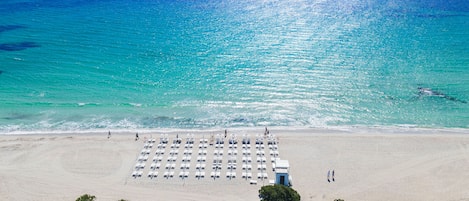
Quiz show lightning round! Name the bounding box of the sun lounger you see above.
[196,163,206,170]
[195,171,205,178]
[212,164,222,170]
[150,162,161,170]
[198,150,207,155]
[182,156,191,162]
[257,164,267,170]
[242,172,252,178]
[155,149,165,155]
[214,150,223,155]
[134,162,145,170]
[148,171,158,178]
[228,150,238,155]
[256,150,265,156]
[131,170,143,178]
[153,155,163,162]
[256,156,267,163]
[242,164,252,170]
[144,143,153,149]
[180,163,190,169]
[210,171,220,178]
[242,156,252,162]
[250,180,257,185]
[226,172,236,178]
[141,149,151,155]
[257,172,268,179]
[169,149,179,155]
[167,156,177,162]
[197,156,206,162]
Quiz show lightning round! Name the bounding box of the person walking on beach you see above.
[327,170,331,182]
[332,170,335,182]
[135,132,139,141]
[224,129,227,138]
[108,131,111,139]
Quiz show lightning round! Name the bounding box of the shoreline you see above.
[2,125,469,136]
[1,128,469,201]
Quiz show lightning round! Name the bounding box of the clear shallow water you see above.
[1,0,469,133]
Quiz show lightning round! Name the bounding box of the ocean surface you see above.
[1,0,469,133]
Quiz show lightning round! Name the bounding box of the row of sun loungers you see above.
[132,134,280,182]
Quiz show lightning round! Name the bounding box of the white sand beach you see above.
[1,127,469,201]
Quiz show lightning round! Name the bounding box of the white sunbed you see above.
[256,156,266,163]
[257,164,267,170]
[148,171,158,178]
[179,171,187,178]
[197,156,206,162]
[184,150,193,155]
[196,163,206,169]
[242,164,252,170]
[227,165,236,170]
[257,172,268,179]
[228,150,238,155]
[182,156,191,162]
[256,150,265,156]
[195,171,205,178]
[132,170,143,178]
[210,171,221,178]
[249,179,257,185]
[141,149,151,155]
[167,156,177,162]
[180,163,190,169]
[226,172,236,178]
[198,150,207,155]
[150,162,161,169]
[135,162,145,169]
[242,172,253,179]
[153,155,163,162]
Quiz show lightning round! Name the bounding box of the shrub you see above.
[259,184,300,201]
[76,194,96,201]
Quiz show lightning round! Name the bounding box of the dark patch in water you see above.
[0,0,113,13]
[232,117,248,123]
[0,70,3,75]
[0,42,40,51]
[0,25,26,33]
[3,113,33,120]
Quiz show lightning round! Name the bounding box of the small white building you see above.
[274,159,292,186]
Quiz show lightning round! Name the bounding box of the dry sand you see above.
[1,127,469,201]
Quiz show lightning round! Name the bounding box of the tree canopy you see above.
[76,194,96,201]
[259,184,300,201]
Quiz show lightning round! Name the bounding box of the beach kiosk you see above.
[274,159,292,186]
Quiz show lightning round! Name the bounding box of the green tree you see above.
[259,184,300,201]
[76,194,96,201]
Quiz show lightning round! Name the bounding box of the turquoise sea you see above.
[1,0,468,133]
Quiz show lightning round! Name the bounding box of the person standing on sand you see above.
[108,131,111,139]
[135,132,139,141]
[225,129,227,138]
[327,170,331,182]
[332,170,335,182]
